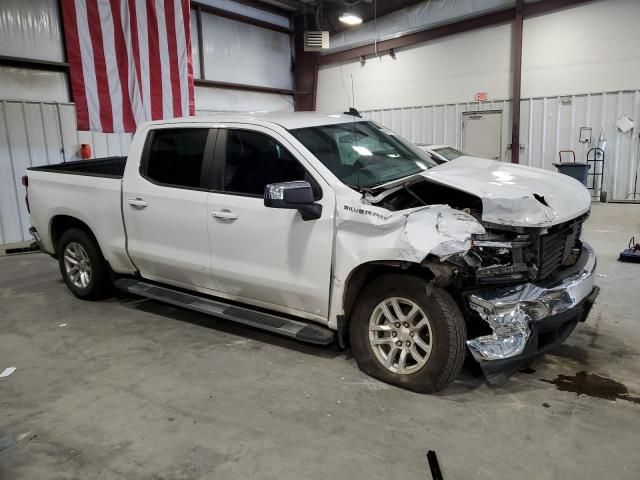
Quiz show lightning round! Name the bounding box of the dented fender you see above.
[327,199,485,329]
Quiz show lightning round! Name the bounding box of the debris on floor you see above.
[619,237,640,263]
[0,367,16,378]
[427,450,444,480]
[0,431,33,452]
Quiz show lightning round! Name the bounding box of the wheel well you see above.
[50,215,94,256]
[342,262,434,325]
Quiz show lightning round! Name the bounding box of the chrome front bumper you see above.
[466,242,598,363]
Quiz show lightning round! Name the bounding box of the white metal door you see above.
[207,126,335,321]
[462,111,502,160]
[122,127,217,290]
[123,180,213,289]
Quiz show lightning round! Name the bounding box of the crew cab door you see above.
[123,126,218,290]
[206,125,335,320]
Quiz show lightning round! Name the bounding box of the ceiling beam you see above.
[254,0,299,12]
[0,55,69,72]
[318,8,516,65]
[317,0,596,66]
[194,78,294,96]
[523,0,596,16]
[222,0,293,16]
[191,1,292,35]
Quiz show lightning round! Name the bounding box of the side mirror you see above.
[264,181,322,221]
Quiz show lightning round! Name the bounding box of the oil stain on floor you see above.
[542,371,640,404]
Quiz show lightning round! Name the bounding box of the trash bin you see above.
[553,162,591,186]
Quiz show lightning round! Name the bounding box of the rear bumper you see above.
[466,242,598,371]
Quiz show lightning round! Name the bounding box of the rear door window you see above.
[144,128,209,188]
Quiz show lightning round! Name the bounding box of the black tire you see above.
[57,228,112,300]
[349,274,466,393]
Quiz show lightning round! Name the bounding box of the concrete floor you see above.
[1,203,639,480]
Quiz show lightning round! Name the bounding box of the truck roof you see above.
[143,112,366,130]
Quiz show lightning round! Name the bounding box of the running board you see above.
[114,278,335,346]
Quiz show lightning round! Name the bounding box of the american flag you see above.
[61,0,195,133]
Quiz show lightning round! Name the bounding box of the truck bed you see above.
[26,155,134,273]
[28,156,127,178]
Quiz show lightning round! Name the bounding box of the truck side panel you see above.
[28,170,137,275]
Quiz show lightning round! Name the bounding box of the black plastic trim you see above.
[200,128,219,191]
[28,156,127,179]
[211,128,227,191]
[336,314,347,349]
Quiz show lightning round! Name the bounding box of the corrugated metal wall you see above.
[0,100,132,245]
[362,89,640,202]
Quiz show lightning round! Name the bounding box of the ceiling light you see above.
[339,12,362,25]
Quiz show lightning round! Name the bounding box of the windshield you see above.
[433,146,467,161]
[290,121,438,189]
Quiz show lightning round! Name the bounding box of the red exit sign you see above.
[474,92,488,102]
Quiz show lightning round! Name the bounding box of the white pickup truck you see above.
[24,112,599,392]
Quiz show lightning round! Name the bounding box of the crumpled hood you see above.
[422,156,592,227]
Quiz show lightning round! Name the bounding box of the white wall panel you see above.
[0,67,70,102]
[362,90,640,202]
[201,13,292,90]
[317,23,512,112]
[318,0,640,112]
[195,86,293,112]
[0,0,64,62]
[522,0,640,98]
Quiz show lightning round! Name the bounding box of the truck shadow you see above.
[113,291,538,394]
[116,291,343,360]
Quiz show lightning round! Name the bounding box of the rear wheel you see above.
[58,228,112,300]
[349,274,466,393]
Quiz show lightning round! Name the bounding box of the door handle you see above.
[211,209,238,221]
[128,197,148,208]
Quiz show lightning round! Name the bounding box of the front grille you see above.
[537,217,584,278]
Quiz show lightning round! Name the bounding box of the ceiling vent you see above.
[304,31,329,51]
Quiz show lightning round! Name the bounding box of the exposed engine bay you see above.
[364,177,587,287]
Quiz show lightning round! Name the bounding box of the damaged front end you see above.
[441,217,598,382]
[360,176,599,383]
[466,243,598,381]
[450,215,598,377]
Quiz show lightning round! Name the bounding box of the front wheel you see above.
[58,228,112,300]
[349,274,466,393]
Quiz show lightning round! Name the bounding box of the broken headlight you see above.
[466,234,537,284]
